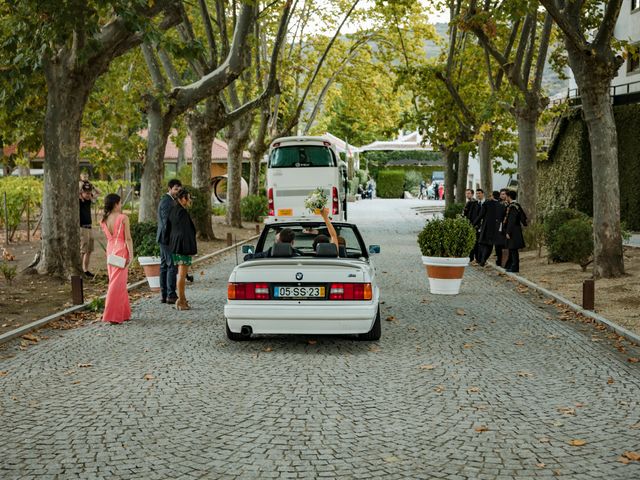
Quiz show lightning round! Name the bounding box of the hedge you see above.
[377,170,405,198]
[538,104,640,230]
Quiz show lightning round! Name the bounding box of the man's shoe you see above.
[161,297,167,304]
[166,296,178,304]
[84,271,95,279]
[186,274,194,283]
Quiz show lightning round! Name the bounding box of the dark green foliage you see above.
[131,221,160,257]
[376,170,405,198]
[212,204,226,216]
[404,170,423,192]
[0,261,17,285]
[371,165,441,183]
[417,217,476,258]
[549,217,594,271]
[363,150,442,165]
[189,186,211,226]
[539,104,640,230]
[543,208,588,261]
[241,195,268,222]
[444,203,465,219]
[88,297,105,312]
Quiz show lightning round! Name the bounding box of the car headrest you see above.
[316,243,338,257]
[338,246,347,258]
[271,242,293,257]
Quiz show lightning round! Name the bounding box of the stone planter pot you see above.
[138,256,161,291]
[421,256,469,295]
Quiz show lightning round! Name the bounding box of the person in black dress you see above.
[503,190,527,273]
[166,189,197,310]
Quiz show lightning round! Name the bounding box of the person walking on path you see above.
[474,190,506,266]
[503,190,527,273]
[100,194,133,324]
[418,180,426,200]
[157,179,182,304]
[79,183,95,279]
[463,189,480,262]
[165,189,197,311]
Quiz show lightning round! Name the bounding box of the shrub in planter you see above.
[418,217,476,258]
[543,208,587,261]
[444,203,465,219]
[131,221,161,257]
[549,217,593,271]
[241,195,268,222]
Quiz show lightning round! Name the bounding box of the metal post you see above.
[582,279,595,311]
[71,275,84,305]
[255,224,260,234]
[26,200,30,242]
[226,232,233,246]
[3,192,8,245]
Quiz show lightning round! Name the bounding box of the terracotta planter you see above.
[138,256,161,291]
[421,256,469,295]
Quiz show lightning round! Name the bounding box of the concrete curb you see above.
[486,263,640,345]
[0,234,260,345]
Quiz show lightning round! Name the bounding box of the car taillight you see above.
[329,283,372,300]
[228,283,270,300]
[332,186,339,215]
[268,188,274,216]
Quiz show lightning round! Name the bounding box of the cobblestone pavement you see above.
[2,199,640,479]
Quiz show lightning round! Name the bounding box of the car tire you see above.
[226,320,248,341]
[357,305,381,341]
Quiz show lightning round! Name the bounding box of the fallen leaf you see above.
[77,363,93,368]
[623,451,640,461]
[419,364,435,370]
[474,425,489,432]
[21,334,39,343]
[0,371,8,377]
[630,423,640,429]
[536,463,546,468]
[607,377,615,384]
[63,370,76,376]
[575,403,585,408]
[544,299,555,305]
[568,439,586,447]
[557,407,575,415]
[144,374,155,381]
[455,308,466,316]
[383,456,399,463]
[1,323,8,327]
[547,334,559,339]
[539,437,550,443]
[464,324,477,332]
[553,469,562,476]
[467,387,480,393]
[628,357,640,363]
[71,380,81,385]
[385,316,397,322]
[263,347,273,353]
[368,345,381,353]
[517,371,533,378]
[200,271,205,275]
[514,341,524,346]
[463,343,473,349]
[618,456,631,465]
[434,385,444,393]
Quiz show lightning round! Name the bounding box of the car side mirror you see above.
[242,245,255,254]
[368,245,380,255]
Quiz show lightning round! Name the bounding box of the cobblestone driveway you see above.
[1,200,640,479]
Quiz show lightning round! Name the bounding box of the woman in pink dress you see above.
[100,194,133,324]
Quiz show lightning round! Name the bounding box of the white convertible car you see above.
[224,221,381,341]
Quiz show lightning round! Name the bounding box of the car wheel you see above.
[226,320,248,341]
[357,305,381,341]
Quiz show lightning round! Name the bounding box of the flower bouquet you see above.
[304,187,328,214]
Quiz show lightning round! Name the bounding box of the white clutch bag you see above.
[107,254,126,268]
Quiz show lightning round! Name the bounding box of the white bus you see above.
[266,136,348,222]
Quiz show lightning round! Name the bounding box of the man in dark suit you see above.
[504,190,527,273]
[463,189,480,261]
[474,190,506,266]
[157,179,182,303]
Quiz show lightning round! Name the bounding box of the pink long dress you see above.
[100,214,131,323]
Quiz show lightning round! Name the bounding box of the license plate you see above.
[273,286,325,299]
[277,208,293,216]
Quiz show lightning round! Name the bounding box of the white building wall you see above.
[467,154,513,192]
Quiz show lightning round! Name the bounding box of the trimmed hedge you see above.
[539,104,640,230]
[377,170,405,198]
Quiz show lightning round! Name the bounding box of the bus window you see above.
[269,146,336,168]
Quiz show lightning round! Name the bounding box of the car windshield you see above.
[260,224,365,258]
[269,146,336,168]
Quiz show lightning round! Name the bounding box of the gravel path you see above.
[1,199,639,479]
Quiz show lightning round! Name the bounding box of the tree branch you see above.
[141,42,167,91]
[538,0,587,51]
[533,12,553,92]
[157,48,182,88]
[522,15,537,86]
[198,0,219,68]
[594,0,624,48]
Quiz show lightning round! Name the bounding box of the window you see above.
[633,0,640,12]
[268,146,336,168]
[628,43,640,74]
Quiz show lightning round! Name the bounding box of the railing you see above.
[565,79,640,102]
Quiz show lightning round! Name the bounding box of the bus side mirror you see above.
[242,245,255,254]
[368,245,380,255]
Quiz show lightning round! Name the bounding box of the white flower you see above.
[304,188,328,213]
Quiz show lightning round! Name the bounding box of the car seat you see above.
[270,243,293,257]
[316,243,338,257]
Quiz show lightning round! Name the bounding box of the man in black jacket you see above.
[463,189,480,261]
[157,179,182,304]
[503,190,527,272]
[474,191,506,266]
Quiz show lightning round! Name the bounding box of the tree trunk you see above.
[479,130,493,194]
[572,68,624,278]
[444,149,456,207]
[456,150,469,203]
[249,108,269,196]
[188,110,218,241]
[37,64,95,277]
[514,107,538,223]
[139,99,172,222]
[225,118,253,228]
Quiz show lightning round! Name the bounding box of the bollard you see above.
[582,279,595,311]
[255,224,260,234]
[226,232,233,246]
[71,275,84,305]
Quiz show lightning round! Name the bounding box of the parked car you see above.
[266,136,348,222]
[224,220,381,341]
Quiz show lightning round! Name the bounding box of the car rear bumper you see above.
[224,302,377,335]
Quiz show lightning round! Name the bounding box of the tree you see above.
[1,0,181,278]
[538,0,625,278]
